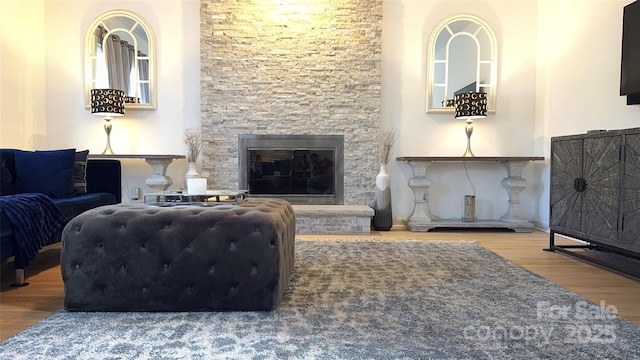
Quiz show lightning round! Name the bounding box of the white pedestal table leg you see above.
[144,158,175,192]
[500,160,530,223]
[404,161,433,230]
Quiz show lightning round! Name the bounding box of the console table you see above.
[88,154,185,192]
[396,156,544,232]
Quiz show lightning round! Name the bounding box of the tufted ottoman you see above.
[61,198,295,312]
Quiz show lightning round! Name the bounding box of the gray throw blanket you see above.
[0,193,64,269]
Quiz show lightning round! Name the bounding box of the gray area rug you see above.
[1,240,639,359]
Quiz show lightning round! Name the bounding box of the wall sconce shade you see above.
[454,92,487,157]
[90,89,125,155]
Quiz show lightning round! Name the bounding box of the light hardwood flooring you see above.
[1,229,639,341]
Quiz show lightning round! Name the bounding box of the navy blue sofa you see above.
[0,148,121,286]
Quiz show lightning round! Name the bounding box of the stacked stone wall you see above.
[200,0,382,205]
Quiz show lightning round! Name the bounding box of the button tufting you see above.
[62,199,296,311]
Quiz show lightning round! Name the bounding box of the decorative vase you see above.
[373,163,393,231]
[185,161,200,185]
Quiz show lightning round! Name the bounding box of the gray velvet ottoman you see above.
[61,198,295,312]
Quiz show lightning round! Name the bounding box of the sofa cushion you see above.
[73,150,90,195]
[0,149,15,196]
[15,149,76,198]
[53,192,117,222]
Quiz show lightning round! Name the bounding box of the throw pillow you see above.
[73,150,90,195]
[14,149,76,198]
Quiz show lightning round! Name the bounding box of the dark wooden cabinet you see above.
[548,128,640,267]
[551,135,622,244]
[621,133,640,253]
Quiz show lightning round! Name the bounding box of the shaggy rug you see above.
[1,240,639,359]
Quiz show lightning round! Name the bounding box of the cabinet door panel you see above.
[622,133,640,252]
[550,139,583,232]
[581,136,621,242]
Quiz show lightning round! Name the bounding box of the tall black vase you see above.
[372,164,392,231]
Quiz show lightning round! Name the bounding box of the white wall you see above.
[3,0,640,227]
[538,0,639,137]
[0,0,200,200]
[382,0,640,229]
[534,0,640,227]
[0,0,47,149]
[383,0,540,224]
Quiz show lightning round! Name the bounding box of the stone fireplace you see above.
[239,134,344,205]
[199,0,382,206]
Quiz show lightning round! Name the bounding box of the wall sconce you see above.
[91,89,125,155]
[454,92,487,157]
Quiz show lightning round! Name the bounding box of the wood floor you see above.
[1,229,639,342]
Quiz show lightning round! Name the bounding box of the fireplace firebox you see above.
[238,135,344,205]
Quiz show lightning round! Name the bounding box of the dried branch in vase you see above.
[184,128,202,162]
[379,130,396,164]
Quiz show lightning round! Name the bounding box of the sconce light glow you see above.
[267,0,327,28]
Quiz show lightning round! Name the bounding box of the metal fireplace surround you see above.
[238,134,344,205]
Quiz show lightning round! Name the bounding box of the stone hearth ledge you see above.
[292,205,374,234]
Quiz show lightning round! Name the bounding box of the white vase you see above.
[185,161,200,184]
[376,163,390,191]
[373,163,392,231]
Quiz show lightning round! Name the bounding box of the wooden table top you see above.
[395,156,545,162]
[88,154,186,159]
